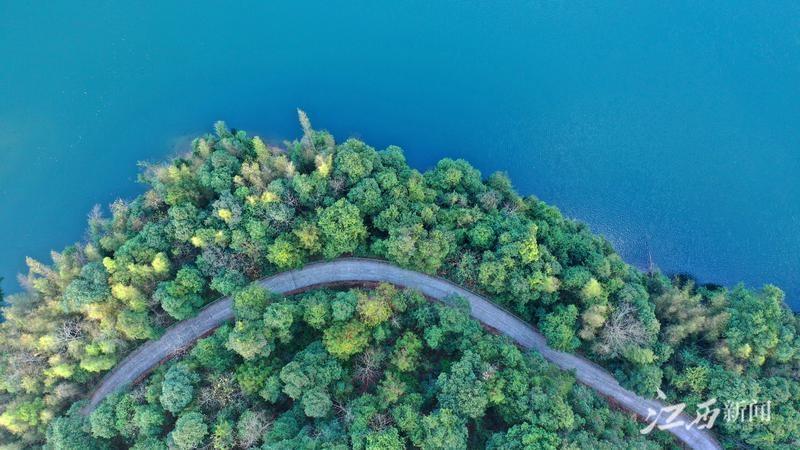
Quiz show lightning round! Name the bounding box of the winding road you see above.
[80,258,721,450]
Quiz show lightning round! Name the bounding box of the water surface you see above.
[1,1,798,306]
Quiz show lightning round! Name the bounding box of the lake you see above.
[1,1,798,307]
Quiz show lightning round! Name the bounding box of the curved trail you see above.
[81,258,721,450]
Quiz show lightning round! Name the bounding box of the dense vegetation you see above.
[1,114,798,448]
[49,286,671,449]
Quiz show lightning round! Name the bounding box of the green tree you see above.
[116,309,156,340]
[357,290,393,327]
[226,320,272,360]
[331,290,358,321]
[302,388,333,418]
[267,234,305,269]
[279,342,344,417]
[348,178,384,215]
[233,284,271,320]
[211,418,235,450]
[381,225,453,274]
[420,408,467,450]
[160,363,199,414]
[264,301,298,343]
[486,422,560,450]
[334,139,377,184]
[170,412,208,450]
[724,285,785,368]
[46,415,107,450]
[324,320,370,359]
[317,198,367,258]
[391,332,423,372]
[62,262,110,312]
[365,426,405,450]
[0,399,46,436]
[300,291,331,330]
[133,404,166,437]
[155,266,205,320]
[89,396,119,439]
[210,268,246,297]
[191,325,235,372]
[130,437,167,450]
[436,352,489,419]
[114,393,138,438]
[540,305,580,351]
[234,359,274,397]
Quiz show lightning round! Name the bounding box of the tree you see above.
[191,326,235,373]
[160,363,199,414]
[624,364,663,396]
[724,285,785,368]
[133,404,166,437]
[357,290,393,327]
[292,221,322,254]
[317,198,367,258]
[467,222,495,250]
[210,268,246,297]
[300,291,331,330]
[334,139,378,184]
[116,309,156,340]
[477,257,509,294]
[654,282,727,346]
[170,412,208,450]
[595,302,649,358]
[381,225,453,274]
[539,305,580,351]
[264,301,298,343]
[198,148,240,194]
[436,352,489,419]
[168,203,202,242]
[331,290,358,321]
[291,173,328,207]
[324,320,370,359]
[486,422,560,450]
[62,262,110,312]
[89,396,119,439]
[424,158,484,194]
[130,437,167,450]
[236,410,270,448]
[267,234,305,269]
[0,399,46,435]
[420,408,467,450]
[302,388,333,418]
[233,285,271,321]
[365,426,405,450]
[391,332,422,372]
[155,266,206,320]
[348,178,384,215]
[518,225,541,264]
[211,418,235,450]
[114,392,138,438]
[279,342,343,417]
[46,415,107,450]
[226,320,272,360]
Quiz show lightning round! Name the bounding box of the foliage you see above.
[53,287,664,449]
[0,118,796,448]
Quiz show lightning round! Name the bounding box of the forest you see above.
[62,286,671,449]
[1,114,798,449]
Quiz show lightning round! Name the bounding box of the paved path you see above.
[80,258,721,450]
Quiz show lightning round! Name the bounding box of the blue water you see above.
[1,1,798,307]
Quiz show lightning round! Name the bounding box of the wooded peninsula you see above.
[1,114,797,449]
